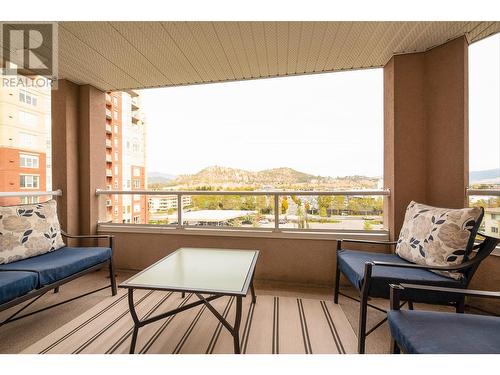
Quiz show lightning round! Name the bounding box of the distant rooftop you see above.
[180,209,257,223]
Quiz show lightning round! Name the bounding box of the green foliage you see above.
[281,197,289,214]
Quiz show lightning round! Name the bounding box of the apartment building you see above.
[148,195,192,212]
[484,207,500,236]
[105,91,147,224]
[0,77,51,205]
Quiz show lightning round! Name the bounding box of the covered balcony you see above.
[1,20,500,357]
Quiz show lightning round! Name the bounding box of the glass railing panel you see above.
[184,194,275,228]
[468,194,500,237]
[278,195,384,230]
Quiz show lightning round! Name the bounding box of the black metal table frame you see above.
[121,248,259,354]
[126,280,256,354]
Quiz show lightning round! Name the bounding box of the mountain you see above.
[148,171,176,184]
[168,166,379,189]
[470,168,500,184]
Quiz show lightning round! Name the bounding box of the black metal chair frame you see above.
[0,232,117,327]
[334,233,500,353]
[389,282,500,354]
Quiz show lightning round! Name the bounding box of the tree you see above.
[317,196,333,216]
[331,196,346,214]
[281,197,289,214]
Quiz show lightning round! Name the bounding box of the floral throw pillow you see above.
[395,201,483,280]
[0,200,65,264]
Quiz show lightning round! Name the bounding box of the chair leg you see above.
[358,291,368,354]
[53,286,60,294]
[334,262,340,304]
[408,300,414,310]
[456,297,465,313]
[109,259,117,296]
[390,339,400,354]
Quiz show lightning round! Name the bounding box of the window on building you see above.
[19,89,38,106]
[133,167,141,177]
[114,125,119,133]
[20,132,36,148]
[113,97,118,106]
[134,204,141,213]
[114,138,119,147]
[114,110,118,120]
[114,207,119,216]
[19,110,38,127]
[114,181,119,189]
[20,175,39,188]
[133,216,141,224]
[133,180,141,189]
[114,165,119,175]
[20,196,39,204]
[491,227,499,234]
[114,152,119,161]
[20,153,39,168]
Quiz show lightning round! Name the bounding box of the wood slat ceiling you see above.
[20,21,500,91]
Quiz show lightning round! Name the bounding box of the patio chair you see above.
[388,283,500,354]
[333,201,497,353]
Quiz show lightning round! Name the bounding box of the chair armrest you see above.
[398,283,500,300]
[371,258,477,272]
[389,283,500,309]
[340,239,398,246]
[61,231,114,248]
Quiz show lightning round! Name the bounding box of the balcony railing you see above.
[96,189,390,235]
[131,97,139,110]
[466,187,500,239]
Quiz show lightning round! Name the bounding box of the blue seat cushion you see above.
[338,249,463,301]
[0,271,39,305]
[0,247,111,287]
[388,310,500,354]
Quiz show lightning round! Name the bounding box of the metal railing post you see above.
[177,193,183,229]
[274,194,280,232]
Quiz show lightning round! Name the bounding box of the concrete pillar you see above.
[51,80,105,235]
[78,85,106,235]
[51,80,80,234]
[384,37,469,240]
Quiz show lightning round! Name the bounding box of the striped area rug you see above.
[22,290,357,354]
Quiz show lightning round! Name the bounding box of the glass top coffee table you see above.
[119,247,259,354]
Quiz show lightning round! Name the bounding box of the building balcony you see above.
[106,109,112,119]
[131,111,140,124]
[106,169,113,177]
[105,124,112,133]
[131,97,139,110]
[105,154,112,163]
[105,93,112,104]
[105,139,112,148]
